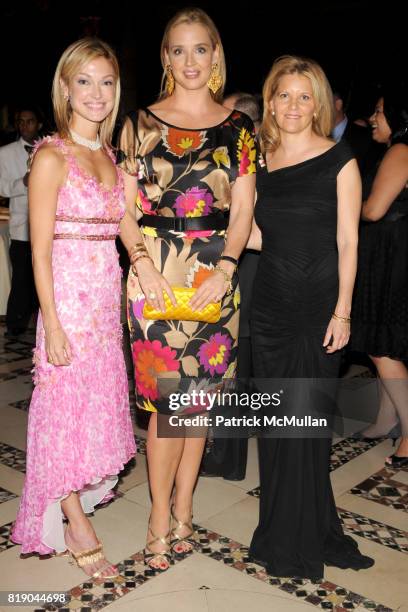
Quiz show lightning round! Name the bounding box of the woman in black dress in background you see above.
[247,56,374,579]
[351,88,408,465]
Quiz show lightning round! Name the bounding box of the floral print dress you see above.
[118,109,256,412]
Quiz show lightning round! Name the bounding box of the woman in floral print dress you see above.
[118,8,255,571]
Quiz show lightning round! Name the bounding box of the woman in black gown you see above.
[247,56,374,579]
[351,88,408,465]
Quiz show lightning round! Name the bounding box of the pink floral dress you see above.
[11,136,136,555]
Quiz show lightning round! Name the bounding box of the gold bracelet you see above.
[129,242,146,256]
[133,253,151,265]
[129,245,147,255]
[130,249,148,263]
[130,246,147,257]
[332,312,351,323]
[214,265,233,295]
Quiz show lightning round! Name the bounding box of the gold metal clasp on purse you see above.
[143,287,221,323]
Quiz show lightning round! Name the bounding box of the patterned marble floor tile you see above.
[0,442,26,473]
[0,522,15,552]
[350,465,408,513]
[7,398,30,412]
[0,487,17,505]
[33,550,181,611]
[337,508,408,554]
[330,438,384,471]
[189,526,392,612]
[31,525,392,612]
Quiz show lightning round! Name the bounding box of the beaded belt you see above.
[53,234,117,240]
[55,215,121,224]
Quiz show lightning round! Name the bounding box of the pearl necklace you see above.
[70,129,101,151]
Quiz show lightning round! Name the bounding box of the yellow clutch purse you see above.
[143,287,221,323]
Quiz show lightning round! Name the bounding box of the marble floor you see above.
[0,318,407,612]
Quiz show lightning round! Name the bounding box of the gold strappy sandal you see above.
[170,507,195,556]
[67,540,119,580]
[144,521,172,572]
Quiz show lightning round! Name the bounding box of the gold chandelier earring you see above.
[165,64,175,96]
[207,63,223,95]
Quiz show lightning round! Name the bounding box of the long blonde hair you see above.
[260,55,334,154]
[159,7,226,103]
[52,38,120,147]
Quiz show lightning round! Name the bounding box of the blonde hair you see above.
[159,7,226,103]
[260,55,334,154]
[52,38,120,147]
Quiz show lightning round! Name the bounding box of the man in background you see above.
[332,89,384,190]
[0,107,42,337]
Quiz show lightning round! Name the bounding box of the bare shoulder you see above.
[32,140,66,171]
[384,142,408,163]
[147,101,169,112]
[30,139,67,188]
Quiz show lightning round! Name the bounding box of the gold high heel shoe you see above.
[170,506,195,556]
[144,520,172,572]
[67,540,119,580]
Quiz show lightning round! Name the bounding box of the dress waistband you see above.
[53,234,117,241]
[140,213,228,232]
[55,215,121,224]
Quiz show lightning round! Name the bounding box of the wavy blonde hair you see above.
[52,38,120,147]
[159,7,226,103]
[260,55,334,154]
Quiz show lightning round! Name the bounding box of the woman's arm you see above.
[118,171,176,311]
[190,173,255,310]
[219,173,256,271]
[362,143,408,221]
[323,158,361,353]
[29,146,72,365]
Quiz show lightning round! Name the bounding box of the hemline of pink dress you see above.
[11,135,136,555]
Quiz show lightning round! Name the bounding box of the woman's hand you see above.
[134,258,176,311]
[323,317,350,353]
[45,326,72,366]
[189,269,231,311]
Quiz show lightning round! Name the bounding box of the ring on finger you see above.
[149,291,156,299]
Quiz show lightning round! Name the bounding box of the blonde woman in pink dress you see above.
[11,39,138,579]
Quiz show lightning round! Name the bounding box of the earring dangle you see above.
[165,65,175,96]
[207,63,223,95]
[272,111,275,116]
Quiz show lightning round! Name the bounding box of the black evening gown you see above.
[249,141,373,579]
